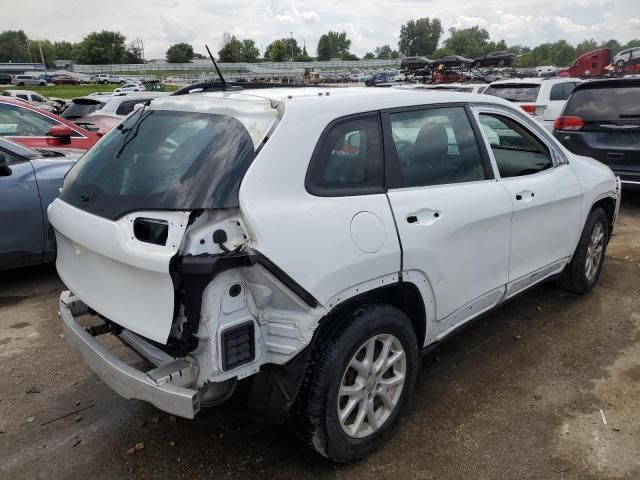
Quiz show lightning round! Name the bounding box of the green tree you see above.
[75,31,127,64]
[166,42,194,63]
[316,31,351,61]
[575,39,598,57]
[0,30,30,62]
[218,36,243,62]
[266,38,301,62]
[342,52,359,61]
[363,52,375,60]
[398,18,443,56]
[375,45,393,59]
[53,41,76,61]
[30,40,56,67]
[241,39,260,62]
[124,41,143,63]
[443,26,491,58]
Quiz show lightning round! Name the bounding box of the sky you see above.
[1,0,639,58]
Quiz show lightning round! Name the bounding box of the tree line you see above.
[1,25,638,67]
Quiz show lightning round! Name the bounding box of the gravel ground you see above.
[1,189,639,480]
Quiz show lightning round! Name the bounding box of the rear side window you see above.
[479,113,552,178]
[0,102,57,136]
[387,106,487,188]
[550,82,577,101]
[306,114,383,196]
[564,85,640,121]
[484,84,541,102]
[61,100,104,119]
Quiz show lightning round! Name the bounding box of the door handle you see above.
[407,215,418,224]
[515,190,535,201]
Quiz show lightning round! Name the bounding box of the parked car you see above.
[0,97,100,151]
[1,89,67,114]
[114,82,145,93]
[535,66,557,77]
[553,77,640,185]
[612,47,640,68]
[0,137,80,270]
[484,77,583,130]
[435,55,473,67]
[0,74,12,85]
[365,72,397,87]
[400,57,433,71]
[51,74,81,85]
[50,87,620,463]
[95,74,124,84]
[473,51,516,68]
[74,92,168,134]
[61,96,110,121]
[11,75,47,87]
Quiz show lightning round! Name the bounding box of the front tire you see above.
[616,60,625,68]
[558,207,608,294]
[291,304,419,463]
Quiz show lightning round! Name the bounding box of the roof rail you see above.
[171,81,311,96]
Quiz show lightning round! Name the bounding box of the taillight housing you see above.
[554,116,584,131]
[520,104,535,114]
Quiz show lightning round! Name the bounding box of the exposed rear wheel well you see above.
[315,282,427,348]
[591,197,616,241]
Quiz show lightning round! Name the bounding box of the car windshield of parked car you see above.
[60,109,257,220]
[61,100,104,120]
[564,85,640,121]
[0,102,58,136]
[484,84,541,102]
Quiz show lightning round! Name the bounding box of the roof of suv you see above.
[571,76,640,91]
[489,77,582,85]
[149,87,513,118]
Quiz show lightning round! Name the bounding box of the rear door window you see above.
[306,114,383,196]
[484,84,541,102]
[563,85,640,121]
[0,103,57,136]
[386,106,488,188]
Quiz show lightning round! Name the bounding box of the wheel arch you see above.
[591,196,617,241]
[316,281,427,349]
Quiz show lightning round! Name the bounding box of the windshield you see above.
[484,84,540,102]
[61,100,104,119]
[60,109,257,220]
[564,86,640,122]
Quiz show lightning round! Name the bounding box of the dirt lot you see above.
[1,190,639,480]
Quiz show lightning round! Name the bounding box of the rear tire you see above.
[616,60,625,68]
[558,207,608,294]
[290,303,419,463]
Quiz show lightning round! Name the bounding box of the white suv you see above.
[49,87,620,463]
[484,77,583,130]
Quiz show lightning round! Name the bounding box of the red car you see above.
[51,75,81,85]
[0,97,100,151]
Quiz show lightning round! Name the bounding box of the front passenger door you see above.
[475,108,582,296]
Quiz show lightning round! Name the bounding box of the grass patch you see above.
[1,84,178,100]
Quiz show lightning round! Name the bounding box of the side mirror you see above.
[47,125,74,145]
[0,153,11,176]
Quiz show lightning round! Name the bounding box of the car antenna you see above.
[206,44,241,91]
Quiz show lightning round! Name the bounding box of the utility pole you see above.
[290,32,294,61]
[38,42,46,76]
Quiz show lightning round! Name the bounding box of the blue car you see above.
[0,137,81,270]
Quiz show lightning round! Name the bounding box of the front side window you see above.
[0,103,57,136]
[478,113,552,178]
[388,106,487,188]
[306,114,383,196]
[60,109,257,220]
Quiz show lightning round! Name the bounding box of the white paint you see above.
[350,211,386,253]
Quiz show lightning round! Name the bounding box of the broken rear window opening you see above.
[60,109,257,220]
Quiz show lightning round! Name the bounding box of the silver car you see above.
[11,75,47,87]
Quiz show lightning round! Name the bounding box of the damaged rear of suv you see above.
[49,87,619,463]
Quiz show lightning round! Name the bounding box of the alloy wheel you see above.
[585,221,605,282]
[337,334,406,439]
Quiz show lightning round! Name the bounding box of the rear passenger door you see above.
[383,105,513,337]
[473,106,582,296]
